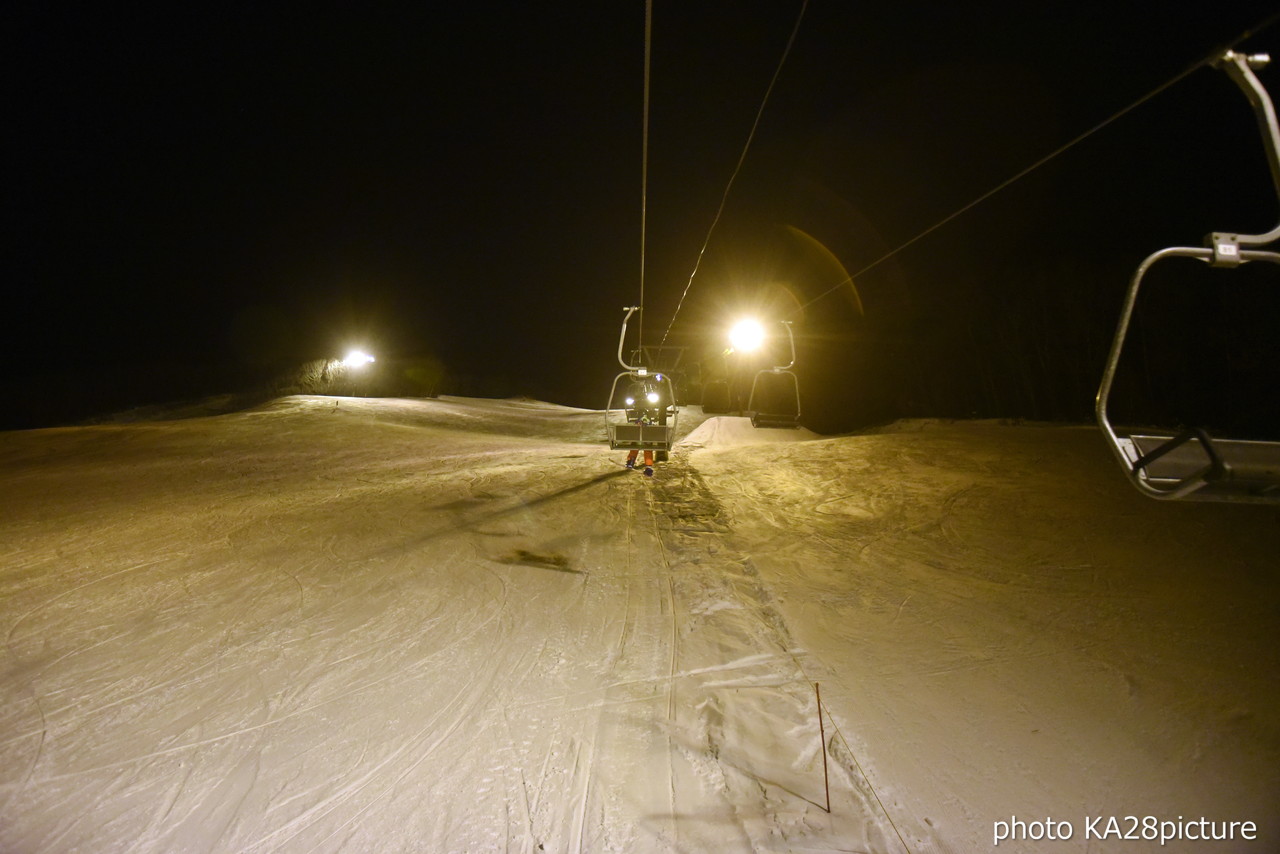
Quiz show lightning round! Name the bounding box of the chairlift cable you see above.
[657,0,809,350]
[639,0,653,352]
[791,9,1280,318]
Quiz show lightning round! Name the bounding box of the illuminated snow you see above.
[1,396,1276,852]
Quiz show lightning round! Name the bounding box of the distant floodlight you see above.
[646,391,660,404]
[625,396,635,406]
[729,319,766,352]
[343,349,375,368]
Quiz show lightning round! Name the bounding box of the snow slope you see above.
[1,396,1276,853]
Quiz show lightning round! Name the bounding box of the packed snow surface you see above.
[2,395,1276,853]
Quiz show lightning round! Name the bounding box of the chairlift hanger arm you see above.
[617,306,645,372]
[1215,51,1280,246]
[773,320,797,371]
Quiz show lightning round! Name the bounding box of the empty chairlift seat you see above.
[1096,51,1280,504]
[748,370,802,428]
[747,319,802,428]
[1116,430,1280,502]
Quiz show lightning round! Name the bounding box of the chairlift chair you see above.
[1096,51,1280,503]
[605,307,678,453]
[748,320,803,428]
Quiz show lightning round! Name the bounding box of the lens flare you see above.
[343,350,375,368]
[729,319,766,352]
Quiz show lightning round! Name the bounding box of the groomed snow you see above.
[2,396,1276,852]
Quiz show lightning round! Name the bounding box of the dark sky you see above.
[8,2,1280,429]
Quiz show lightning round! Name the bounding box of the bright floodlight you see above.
[729,318,766,352]
[343,349,375,368]
[646,391,660,404]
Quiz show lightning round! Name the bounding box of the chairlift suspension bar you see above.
[617,306,645,372]
[1215,52,1280,246]
[775,319,796,371]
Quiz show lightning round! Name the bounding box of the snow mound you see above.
[676,415,819,450]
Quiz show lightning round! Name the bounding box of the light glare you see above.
[343,349,376,368]
[729,319,766,352]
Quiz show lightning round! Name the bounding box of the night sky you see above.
[9,2,1280,433]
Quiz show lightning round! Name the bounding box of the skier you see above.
[624,394,658,477]
[625,446,655,477]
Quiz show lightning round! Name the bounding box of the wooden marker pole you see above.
[816,682,831,813]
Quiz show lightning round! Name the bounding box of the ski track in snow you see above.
[1,396,1277,853]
